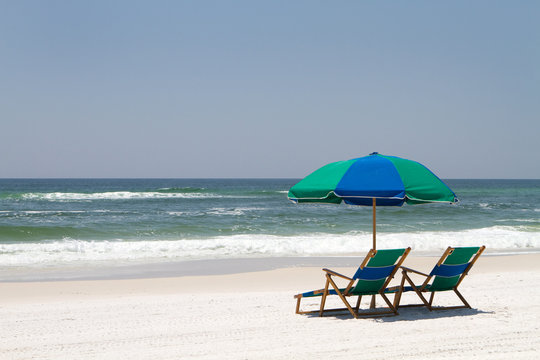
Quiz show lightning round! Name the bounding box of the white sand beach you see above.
[1,253,539,359]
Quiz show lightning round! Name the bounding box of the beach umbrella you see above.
[288,152,458,250]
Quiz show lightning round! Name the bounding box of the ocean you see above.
[0,179,539,270]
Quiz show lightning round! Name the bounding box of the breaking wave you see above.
[1,226,538,267]
[20,191,241,201]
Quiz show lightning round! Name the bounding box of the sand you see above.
[1,253,539,359]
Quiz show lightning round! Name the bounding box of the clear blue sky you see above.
[1,1,538,178]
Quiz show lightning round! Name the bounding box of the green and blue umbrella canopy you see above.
[288,152,457,249]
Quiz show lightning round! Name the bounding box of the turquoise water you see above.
[0,179,538,267]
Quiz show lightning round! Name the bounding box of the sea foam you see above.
[0,226,538,267]
[20,191,241,201]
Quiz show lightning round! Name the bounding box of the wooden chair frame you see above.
[295,248,411,319]
[394,246,485,311]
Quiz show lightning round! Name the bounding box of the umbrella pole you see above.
[370,198,377,309]
[372,198,376,250]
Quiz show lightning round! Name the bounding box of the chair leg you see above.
[404,273,432,311]
[319,277,330,317]
[393,288,403,310]
[296,297,301,314]
[380,292,398,315]
[454,288,471,308]
[429,290,471,311]
[393,270,407,309]
[327,275,358,319]
[355,296,362,311]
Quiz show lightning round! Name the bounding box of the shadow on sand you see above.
[303,307,493,321]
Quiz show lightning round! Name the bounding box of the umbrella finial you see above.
[370,152,379,155]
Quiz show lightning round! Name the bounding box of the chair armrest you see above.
[322,268,353,281]
[400,266,430,277]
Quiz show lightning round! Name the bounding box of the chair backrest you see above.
[428,246,485,291]
[350,248,410,295]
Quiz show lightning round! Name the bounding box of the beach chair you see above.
[294,248,411,319]
[394,246,485,311]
